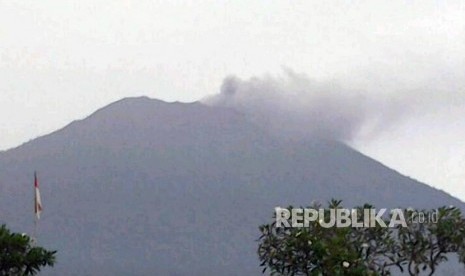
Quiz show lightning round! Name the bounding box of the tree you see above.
[0,225,56,276]
[258,200,465,275]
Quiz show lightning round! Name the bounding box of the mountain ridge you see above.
[1,96,460,205]
[0,96,463,275]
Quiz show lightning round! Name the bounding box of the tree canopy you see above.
[0,225,56,276]
[258,200,465,275]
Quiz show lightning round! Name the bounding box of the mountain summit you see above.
[0,97,463,275]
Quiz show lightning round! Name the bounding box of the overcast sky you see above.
[1,1,464,200]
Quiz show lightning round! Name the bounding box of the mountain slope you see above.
[0,96,463,275]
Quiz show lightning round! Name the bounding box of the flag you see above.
[34,172,43,220]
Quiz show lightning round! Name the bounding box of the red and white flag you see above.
[34,172,43,220]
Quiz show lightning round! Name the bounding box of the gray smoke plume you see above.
[203,70,406,142]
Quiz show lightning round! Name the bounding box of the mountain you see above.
[0,96,463,275]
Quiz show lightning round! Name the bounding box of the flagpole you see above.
[32,215,37,245]
[32,171,38,245]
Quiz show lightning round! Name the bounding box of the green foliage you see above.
[0,225,56,276]
[258,200,465,275]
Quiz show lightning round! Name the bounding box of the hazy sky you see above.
[1,1,464,200]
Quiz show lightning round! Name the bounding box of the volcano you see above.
[0,96,463,275]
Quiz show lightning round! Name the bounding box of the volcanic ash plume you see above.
[204,71,404,143]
